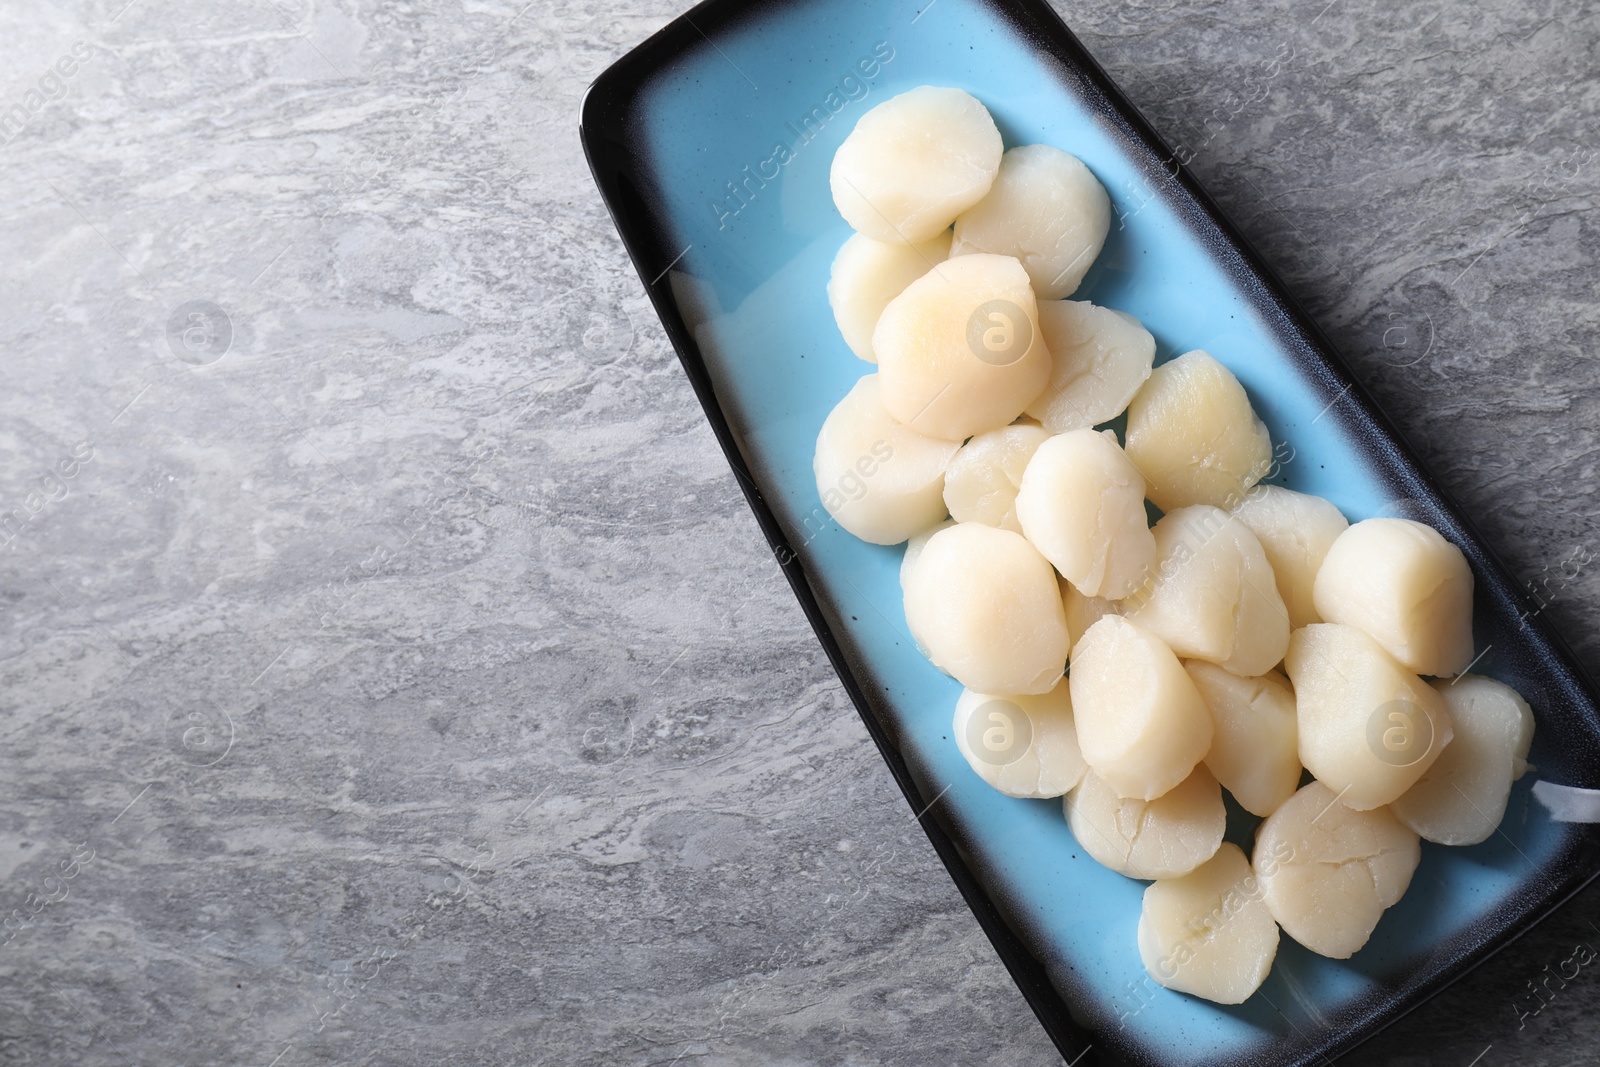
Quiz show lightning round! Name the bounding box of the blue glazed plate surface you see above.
[580,2,1600,1063]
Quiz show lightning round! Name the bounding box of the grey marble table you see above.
[0,0,1595,1064]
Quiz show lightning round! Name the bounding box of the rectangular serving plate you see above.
[579,1,1600,1063]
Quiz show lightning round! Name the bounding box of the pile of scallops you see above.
[815,86,1537,1006]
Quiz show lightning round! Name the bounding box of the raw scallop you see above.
[873,253,1051,441]
[1187,661,1301,818]
[830,86,1003,244]
[903,522,1070,695]
[1231,485,1349,629]
[953,678,1087,798]
[1125,350,1273,512]
[942,423,1052,533]
[1122,505,1290,677]
[1137,843,1279,1004]
[950,144,1111,299]
[1284,623,1453,811]
[1253,781,1421,959]
[1023,300,1155,433]
[1391,674,1535,845]
[1066,764,1225,879]
[827,230,954,363]
[1069,616,1213,800]
[1313,517,1476,678]
[814,375,961,544]
[1015,428,1155,600]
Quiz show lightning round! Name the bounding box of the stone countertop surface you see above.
[0,0,1595,1064]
